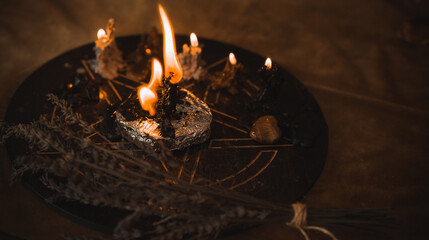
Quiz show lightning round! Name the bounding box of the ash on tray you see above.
[115,88,212,150]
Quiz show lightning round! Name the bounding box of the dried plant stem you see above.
[0,95,392,240]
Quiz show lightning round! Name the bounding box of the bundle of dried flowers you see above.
[0,95,393,240]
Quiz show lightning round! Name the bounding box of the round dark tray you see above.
[4,35,328,234]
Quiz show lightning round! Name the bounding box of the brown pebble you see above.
[250,115,282,144]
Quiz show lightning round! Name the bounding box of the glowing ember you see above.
[265,57,272,70]
[159,4,183,84]
[138,59,163,116]
[99,90,104,100]
[229,52,237,65]
[190,33,198,47]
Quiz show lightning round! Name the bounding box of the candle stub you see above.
[256,58,284,103]
[208,52,245,94]
[89,18,124,80]
[178,32,206,81]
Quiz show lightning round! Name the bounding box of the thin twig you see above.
[204,57,227,70]
[81,60,95,80]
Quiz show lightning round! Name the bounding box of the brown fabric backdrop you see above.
[1,0,428,239]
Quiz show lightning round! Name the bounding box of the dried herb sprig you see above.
[0,95,393,240]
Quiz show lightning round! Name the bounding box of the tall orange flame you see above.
[138,59,163,116]
[159,4,183,84]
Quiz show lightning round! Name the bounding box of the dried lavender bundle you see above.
[0,95,393,240]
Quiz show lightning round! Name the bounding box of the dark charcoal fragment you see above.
[155,77,185,138]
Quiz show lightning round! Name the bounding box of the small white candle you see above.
[178,32,204,80]
[90,18,124,80]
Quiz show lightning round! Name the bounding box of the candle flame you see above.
[159,4,183,84]
[190,33,198,47]
[265,57,272,70]
[97,29,107,40]
[229,52,237,65]
[138,58,163,116]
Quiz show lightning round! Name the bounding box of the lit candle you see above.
[260,57,275,79]
[91,18,124,80]
[259,57,273,80]
[178,33,204,81]
[224,52,239,77]
[257,57,284,103]
[208,52,244,93]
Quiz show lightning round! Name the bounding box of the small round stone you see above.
[250,115,282,144]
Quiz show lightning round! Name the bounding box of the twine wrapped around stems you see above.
[287,203,338,240]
